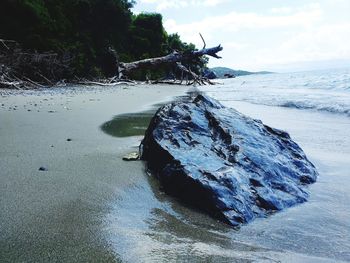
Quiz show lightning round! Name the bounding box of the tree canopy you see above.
[0,0,206,79]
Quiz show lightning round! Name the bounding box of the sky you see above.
[133,0,350,72]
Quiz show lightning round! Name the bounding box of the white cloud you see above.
[262,23,350,64]
[165,5,322,32]
[270,7,293,14]
[212,22,350,71]
[202,0,229,6]
[139,0,228,11]
[224,41,248,50]
[164,4,323,47]
[137,1,350,71]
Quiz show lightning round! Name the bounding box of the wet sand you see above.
[1,83,349,262]
[105,99,350,262]
[0,84,189,262]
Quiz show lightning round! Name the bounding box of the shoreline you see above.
[0,83,190,262]
[1,82,350,262]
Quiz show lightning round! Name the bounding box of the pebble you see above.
[122,152,140,161]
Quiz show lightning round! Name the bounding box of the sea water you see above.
[107,68,350,262]
[205,68,350,117]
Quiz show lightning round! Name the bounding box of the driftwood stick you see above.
[0,39,17,50]
[77,80,135,86]
[23,76,45,88]
[35,72,53,85]
[199,33,206,49]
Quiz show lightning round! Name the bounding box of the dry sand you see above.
[0,84,189,262]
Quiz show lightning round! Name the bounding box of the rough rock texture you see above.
[140,95,318,226]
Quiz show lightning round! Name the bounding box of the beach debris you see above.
[38,166,48,171]
[0,35,221,89]
[118,34,222,85]
[0,39,72,90]
[122,152,140,161]
[140,94,318,226]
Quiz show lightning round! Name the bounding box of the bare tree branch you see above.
[199,33,206,49]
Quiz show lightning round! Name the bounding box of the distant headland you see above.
[210,67,273,78]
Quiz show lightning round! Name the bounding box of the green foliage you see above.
[130,13,167,59]
[0,0,206,79]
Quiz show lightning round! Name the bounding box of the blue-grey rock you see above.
[140,94,318,226]
[203,69,217,79]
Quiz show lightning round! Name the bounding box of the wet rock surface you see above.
[140,94,318,226]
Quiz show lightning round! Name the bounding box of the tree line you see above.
[0,0,206,80]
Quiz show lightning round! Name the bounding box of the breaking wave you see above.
[202,68,350,117]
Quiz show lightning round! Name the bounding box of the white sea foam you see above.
[201,68,350,117]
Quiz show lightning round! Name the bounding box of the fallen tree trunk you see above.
[118,44,223,79]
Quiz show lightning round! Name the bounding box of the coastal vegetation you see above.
[0,0,210,85]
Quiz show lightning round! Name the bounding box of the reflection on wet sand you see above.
[100,111,154,138]
[107,167,279,263]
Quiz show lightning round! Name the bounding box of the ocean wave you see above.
[205,92,350,117]
[280,101,350,116]
[204,69,350,118]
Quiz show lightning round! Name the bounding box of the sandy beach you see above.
[0,84,189,262]
[1,0,349,261]
[1,77,350,262]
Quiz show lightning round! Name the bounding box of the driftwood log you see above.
[119,42,223,86]
[118,33,223,85]
[119,45,222,77]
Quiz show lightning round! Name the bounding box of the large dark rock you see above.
[140,94,317,226]
[202,69,217,79]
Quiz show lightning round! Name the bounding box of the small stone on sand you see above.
[122,152,139,161]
